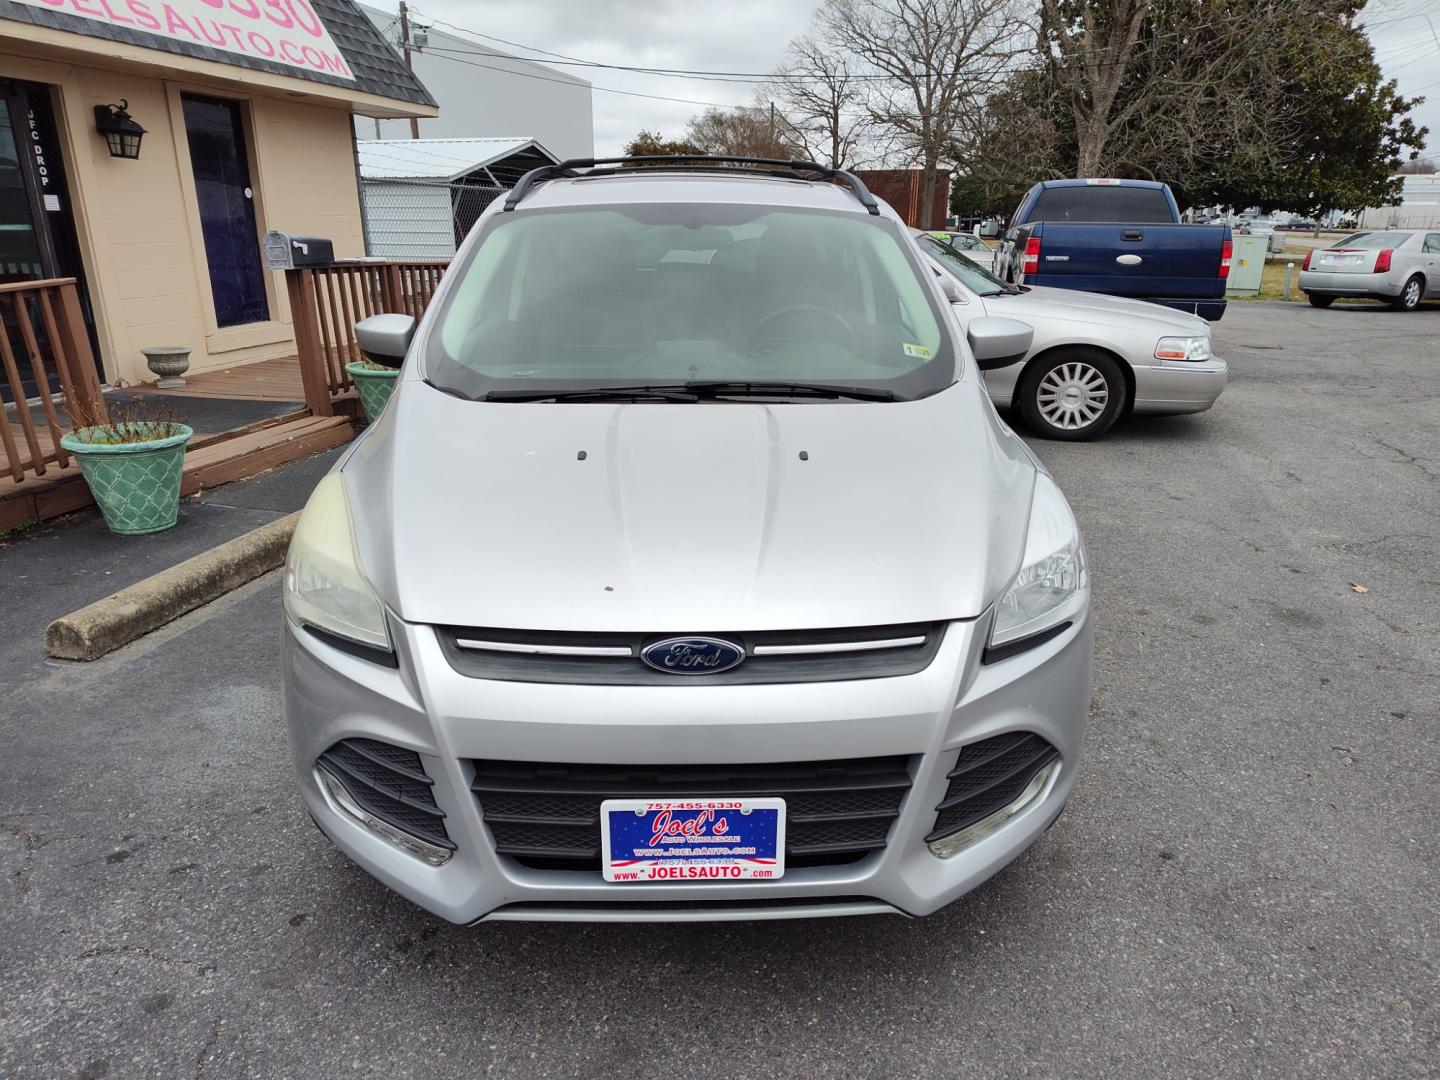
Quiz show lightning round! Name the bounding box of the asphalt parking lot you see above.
[1,301,1436,1079]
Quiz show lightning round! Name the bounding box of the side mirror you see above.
[354,313,416,368]
[967,316,1033,370]
[939,276,966,304]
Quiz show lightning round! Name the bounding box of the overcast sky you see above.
[398,0,1439,161]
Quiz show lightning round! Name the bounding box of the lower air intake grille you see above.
[317,738,454,851]
[926,732,1059,843]
[469,757,914,871]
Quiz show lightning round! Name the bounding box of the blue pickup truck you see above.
[996,179,1232,321]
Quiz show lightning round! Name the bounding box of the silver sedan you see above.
[1299,230,1440,311]
[917,230,1228,440]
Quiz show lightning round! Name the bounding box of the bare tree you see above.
[770,33,868,168]
[816,0,1028,225]
[684,100,805,160]
[1396,157,1437,174]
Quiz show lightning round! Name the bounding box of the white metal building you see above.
[356,138,559,258]
[1359,174,1440,230]
[355,4,594,159]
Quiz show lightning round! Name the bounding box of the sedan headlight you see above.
[988,474,1088,658]
[284,472,392,654]
[1154,335,1211,362]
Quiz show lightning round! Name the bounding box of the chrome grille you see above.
[437,622,946,685]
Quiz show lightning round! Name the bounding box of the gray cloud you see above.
[405,0,817,153]
[400,0,1437,164]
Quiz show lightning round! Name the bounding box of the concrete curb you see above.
[44,511,300,662]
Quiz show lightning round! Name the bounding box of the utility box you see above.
[1226,234,1268,295]
[262,231,334,270]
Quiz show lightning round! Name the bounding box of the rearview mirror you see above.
[354,313,416,368]
[966,316,1033,370]
[939,276,965,304]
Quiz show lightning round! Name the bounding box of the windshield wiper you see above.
[484,381,897,403]
[684,380,897,402]
[484,385,699,403]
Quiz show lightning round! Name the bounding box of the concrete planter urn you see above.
[346,361,400,423]
[59,422,193,535]
[142,345,191,388]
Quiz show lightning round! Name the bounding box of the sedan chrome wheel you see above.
[1401,277,1422,310]
[1037,362,1109,430]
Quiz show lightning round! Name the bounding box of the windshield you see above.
[425,204,953,402]
[1028,185,1174,223]
[917,234,1010,297]
[1335,232,1412,249]
[926,231,986,251]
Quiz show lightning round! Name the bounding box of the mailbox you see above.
[262,231,334,270]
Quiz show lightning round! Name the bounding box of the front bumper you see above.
[1299,270,1400,298]
[283,610,1092,923]
[1130,356,1229,415]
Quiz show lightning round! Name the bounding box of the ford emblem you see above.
[640,636,745,675]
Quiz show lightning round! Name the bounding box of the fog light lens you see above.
[315,766,453,866]
[927,759,1061,859]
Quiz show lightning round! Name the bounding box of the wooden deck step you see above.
[1,413,354,530]
[180,414,353,495]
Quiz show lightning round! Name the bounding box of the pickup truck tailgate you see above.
[1030,222,1228,300]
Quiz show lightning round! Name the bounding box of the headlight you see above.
[1154,335,1211,361]
[988,473,1087,658]
[284,472,392,654]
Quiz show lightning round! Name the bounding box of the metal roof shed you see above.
[356,138,558,258]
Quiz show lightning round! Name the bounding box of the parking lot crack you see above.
[68,943,216,976]
[1353,438,1439,483]
[194,1017,223,1080]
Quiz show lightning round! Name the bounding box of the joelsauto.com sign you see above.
[16,0,355,81]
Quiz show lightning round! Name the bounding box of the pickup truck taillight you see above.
[1022,237,1041,277]
[1374,249,1393,273]
[1302,249,1314,271]
[1219,240,1233,279]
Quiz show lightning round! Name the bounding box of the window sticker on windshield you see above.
[903,342,933,360]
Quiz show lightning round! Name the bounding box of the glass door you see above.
[0,92,47,284]
[181,93,270,327]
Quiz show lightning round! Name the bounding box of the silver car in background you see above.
[282,158,1092,923]
[1299,230,1440,311]
[917,231,1228,440]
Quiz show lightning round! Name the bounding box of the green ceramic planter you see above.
[347,362,400,423]
[60,423,193,535]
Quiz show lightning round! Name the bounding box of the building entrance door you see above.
[1,79,99,404]
[181,93,270,328]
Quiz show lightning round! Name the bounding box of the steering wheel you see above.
[746,304,857,351]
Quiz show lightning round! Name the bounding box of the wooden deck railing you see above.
[1,278,108,484]
[287,260,449,416]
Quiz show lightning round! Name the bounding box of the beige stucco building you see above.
[1,0,436,388]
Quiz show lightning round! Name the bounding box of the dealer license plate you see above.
[1325,255,1361,266]
[600,798,786,883]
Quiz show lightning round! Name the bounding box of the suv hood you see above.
[345,380,1036,632]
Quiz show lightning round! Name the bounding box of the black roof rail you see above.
[502,155,882,216]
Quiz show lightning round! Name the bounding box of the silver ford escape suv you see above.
[282,156,1092,923]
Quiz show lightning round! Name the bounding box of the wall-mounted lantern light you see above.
[93,100,146,159]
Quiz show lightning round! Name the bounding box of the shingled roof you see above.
[0,0,436,108]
